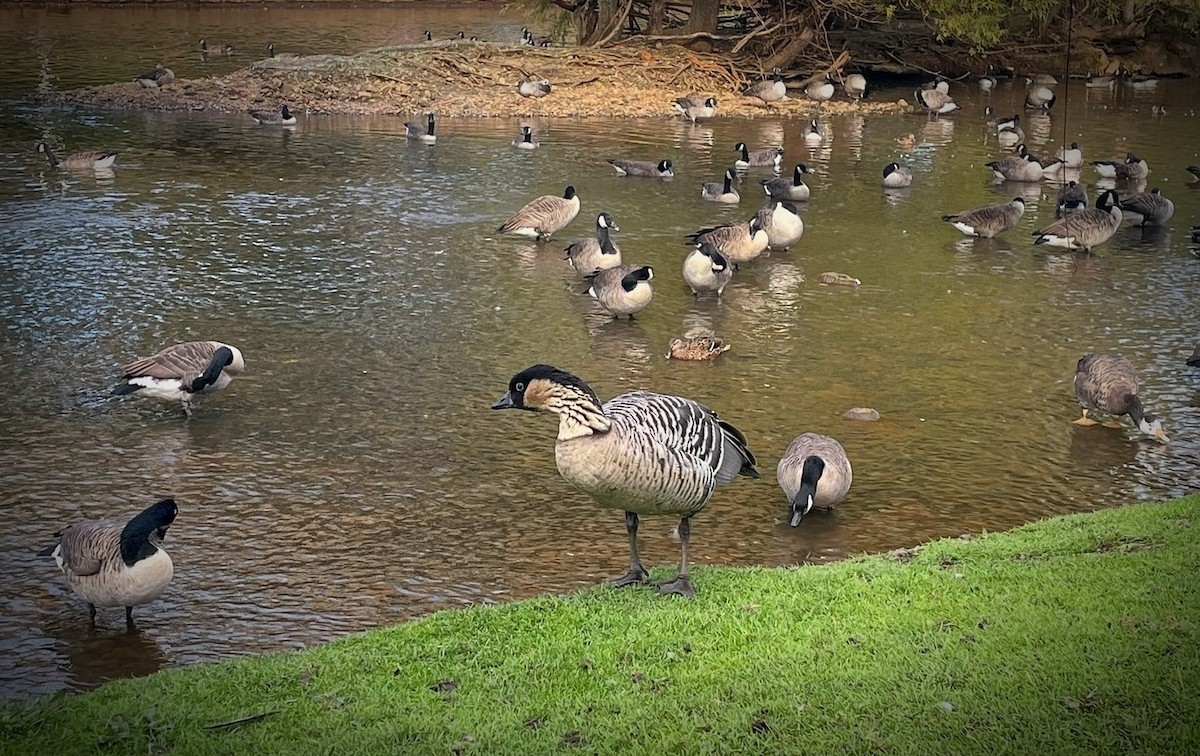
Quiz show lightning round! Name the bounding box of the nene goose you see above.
[987,152,1043,182]
[585,265,654,319]
[673,95,716,123]
[682,243,732,296]
[39,498,178,629]
[882,162,913,188]
[687,215,768,268]
[607,158,674,178]
[35,142,118,171]
[1118,188,1174,227]
[1073,354,1169,442]
[114,340,245,416]
[1056,141,1084,168]
[942,197,1025,238]
[804,74,834,103]
[1024,84,1056,110]
[803,119,823,146]
[248,104,296,125]
[404,112,437,144]
[491,364,758,596]
[762,164,811,202]
[1056,181,1088,215]
[761,201,804,250]
[564,212,620,276]
[778,433,852,526]
[1033,190,1121,251]
[744,68,788,105]
[517,76,551,98]
[844,73,867,99]
[667,336,730,361]
[733,143,783,170]
[1092,153,1149,180]
[914,86,957,116]
[497,185,580,240]
[701,169,739,204]
[134,64,174,88]
[512,125,539,150]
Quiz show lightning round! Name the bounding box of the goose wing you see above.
[1075,354,1137,412]
[56,520,122,577]
[944,202,1016,230]
[498,194,572,233]
[1034,207,1110,240]
[120,341,225,385]
[688,223,744,247]
[1118,191,1167,217]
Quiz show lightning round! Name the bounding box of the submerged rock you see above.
[843,407,881,421]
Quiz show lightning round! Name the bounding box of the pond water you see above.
[1,5,1198,700]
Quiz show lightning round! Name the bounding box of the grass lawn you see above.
[4,495,1199,754]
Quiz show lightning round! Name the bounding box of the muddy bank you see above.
[47,42,910,119]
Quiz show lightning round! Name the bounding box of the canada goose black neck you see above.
[189,346,234,393]
[698,243,727,268]
[735,143,749,161]
[883,162,898,178]
[36,142,59,166]
[120,498,177,567]
[426,113,435,135]
[621,266,653,291]
[562,186,576,200]
[789,456,826,526]
[722,171,734,193]
[281,105,292,120]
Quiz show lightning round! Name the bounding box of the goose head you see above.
[120,498,178,566]
[492,364,600,413]
[696,242,728,270]
[882,162,900,179]
[1138,414,1170,443]
[657,159,673,174]
[597,212,617,231]
[562,185,577,200]
[789,456,825,526]
[622,266,654,291]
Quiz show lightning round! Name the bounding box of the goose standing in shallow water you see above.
[497,185,580,240]
[607,158,673,178]
[248,104,296,125]
[1033,190,1121,251]
[512,125,538,150]
[1056,181,1088,216]
[761,164,810,202]
[39,498,178,629]
[114,340,245,416]
[942,197,1025,238]
[405,112,437,144]
[761,201,804,249]
[682,243,732,296]
[491,365,758,596]
[744,68,787,105]
[672,95,716,123]
[36,142,117,171]
[687,216,768,268]
[778,433,852,527]
[564,212,620,276]
[1073,354,1169,442]
[585,265,654,319]
[733,143,783,170]
[915,85,957,116]
[882,162,912,188]
[1118,188,1174,226]
[701,169,739,204]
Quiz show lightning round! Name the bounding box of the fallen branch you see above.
[204,710,280,730]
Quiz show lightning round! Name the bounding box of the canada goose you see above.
[497,185,580,240]
[761,164,810,202]
[564,212,621,276]
[1093,153,1149,180]
[942,197,1025,238]
[1085,73,1115,89]
[761,201,804,250]
[1028,73,1058,85]
[733,143,783,170]
[1033,190,1122,251]
[512,125,538,150]
[804,74,834,103]
[818,272,861,286]
[682,243,732,296]
[1056,181,1088,215]
[687,215,768,267]
[978,66,997,90]
[1056,141,1083,168]
[248,104,296,125]
[914,86,957,116]
[1118,188,1174,226]
[491,364,758,596]
[607,158,673,178]
[987,152,1043,182]
[424,30,433,42]
[803,119,823,146]
[35,142,117,171]
[778,433,851,526]
[990,112,1019,132]
[586,265,654,319]
[114,340,245,416]
[134,64,174,88]
[517,76,551,98]
[267,43,275,58]
[997,124,1025,144]
[672,95,717,123]
[882,162,912,188]
[39,498,178,629]
[1025,85,1056,110]
[1188,344,1200,367]
[667,336,730,361]
[1129,73,1158,89]
[701,169,739,204]
[923,78,951,94]
[405,112,437,144]
[744,68,788,105]
[1073,354,1169,442]
[199,38,233,56]
[1188,166,1200,182]
[844,73,867,99]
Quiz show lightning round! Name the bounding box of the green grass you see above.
[5,496,1200,755]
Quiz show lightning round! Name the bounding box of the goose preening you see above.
[986,151,1043,182]
[1056,141,1084,168]
[672,94,717,123]
[607,158,674,178]
[733,143,783,170]
[989,112,1019,132]
[585,265,654,319]
[701,169,740,204]
[882,162,913,188]
[491,364,758,596]
[1032,190,1121,251]
[497,185,580,240]
[997,123,1025,145]
[804,74,834,103]
[114,340,245,416]
[1092,153,1149,181]
[761,201,804,250]
[942,197,1025,238]
[914,85,957,116]
[134,64,174,88]
[1056,181,1088,216]
[761,164,810,202]
[844,73,867,99]
[1024,84,1056,110]
[512,125,539,150]
[1117,188,1174,226]
[682,243,733,296]
[404,112,437,144]
[667,336,730,361]
[564,212,621,276]
[39,498,178,629]
[35,142,117,171]
[517,76,551,98]
[803,119,823,146]
[1073,354,1169,443]
[778,433,852,527]
[744,68,788,105]
[686,215,768,268]
[248,104,296,125]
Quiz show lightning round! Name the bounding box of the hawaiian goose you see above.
[564,212,621,276]
[497,185,580,240]
[114,340,245,416]
[744,68,788,105]
[36,142,117,171]
[682,243,733,297]
[248,105,296,125]
[607,158,674,178]
[1073,354,1169,442]
[686,215,768,268]
[761,164,811,202]
[777,433,852,526]
[405,113,437,144]
[491,364,758,596]
[882,162,913,188]
[1033,190,1122,251]
[673,95,717,123]
[733,143,783,170]
[941,197,1025,238]
[701,169,740,204]
[586,265,654,319]
[1118,188,1174,227]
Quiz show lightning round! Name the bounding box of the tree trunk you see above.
[648,0,667,34]
[684,0,720,35]
[583,0,629,46]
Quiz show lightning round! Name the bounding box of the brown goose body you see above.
[585,265,654,318]
[36,142,117,171]
[777,433,852,526]
[1033,190,1122,251]
[1073,353,1169,442]
[498,185,580,240]
[564,212,620,276]
[114,340,245,415]
[942,197,1025,238]
[687,217,768,265]
[1118,188,1174,227]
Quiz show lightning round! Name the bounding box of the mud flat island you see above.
[48,42,911,119]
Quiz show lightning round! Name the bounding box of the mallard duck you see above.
[518,76,551,98]
[248,104,297,125]
[134,64,174,88]
[942,197,1025,238]
[512,125,538,150]
[585,265,654,319]
[761,164,810,202]
[882,162,912,188]
[744,68,788,105]
[114,340,245,416]
[682,243,732,296]
[777,433,852,526]
[607,159,673,178]
[39,498,178,629]
[564,212,620,276]
[672,95,716,123]
[35,142,117,171]
[1118,188,1174,226]
[701,169,739,204]
[667,336,730,361]
[497,185,580,240]
[491,364,758,596]
[818,272,860,286]
[733,143,783,170]
[1033,190,1121,251]
[1073,354,1169,442]
[405,112,437,144]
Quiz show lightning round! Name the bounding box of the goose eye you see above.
[515,382,525,392]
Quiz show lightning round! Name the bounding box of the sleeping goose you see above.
[761,164,811,202]
[682,243,733,296]
[701,169,739,204]
[1056,181,1088,215]
[564,212,621,276]
[882,162,912,188]
[1092,153,1149,180]
[803,119,823,146]
[777,433,852,527]
[248,104,297,125]
[673,95,717,123]
[134,64,174,88]
[607,158,673,178]
[512,125,539,150]
[997,123,1025,145]
[1055,141,1084,168]
[986,151,1043,182]
[914,86,957,116]
[761,201,804,250]
[1033,190,1121,251]
[497,185,580,240]
[491,364,758,596]
[941,197,1025,238]
[585,265,654,319]
[35,142,117,171]
[1085,73,1116,89]
[404,112,437,144]
[39,498,178,629]
[1073,354,1169,442]
[1024,84,1056,110]
[744,68,788,105]
[1117,188,1174,226]
[804,74,834,103]
[517,76,551,98]
[114,340,245,416]
[687,215,768,268]
[844,73,867,99]
[733,143,783,170]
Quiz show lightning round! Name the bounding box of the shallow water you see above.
[1,6,1199,700]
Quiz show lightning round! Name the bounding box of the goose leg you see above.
[610,511,649,587]
[88,603,97,627]
[657,516,696,598]
[125,606,136,632]
[1073,409,1098,426]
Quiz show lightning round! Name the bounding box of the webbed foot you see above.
[656,574,695,598]
[609,564,649,588]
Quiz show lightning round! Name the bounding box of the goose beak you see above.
[1155,427,1170,444]
[491,392,515,410]
[789,508,804,528]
